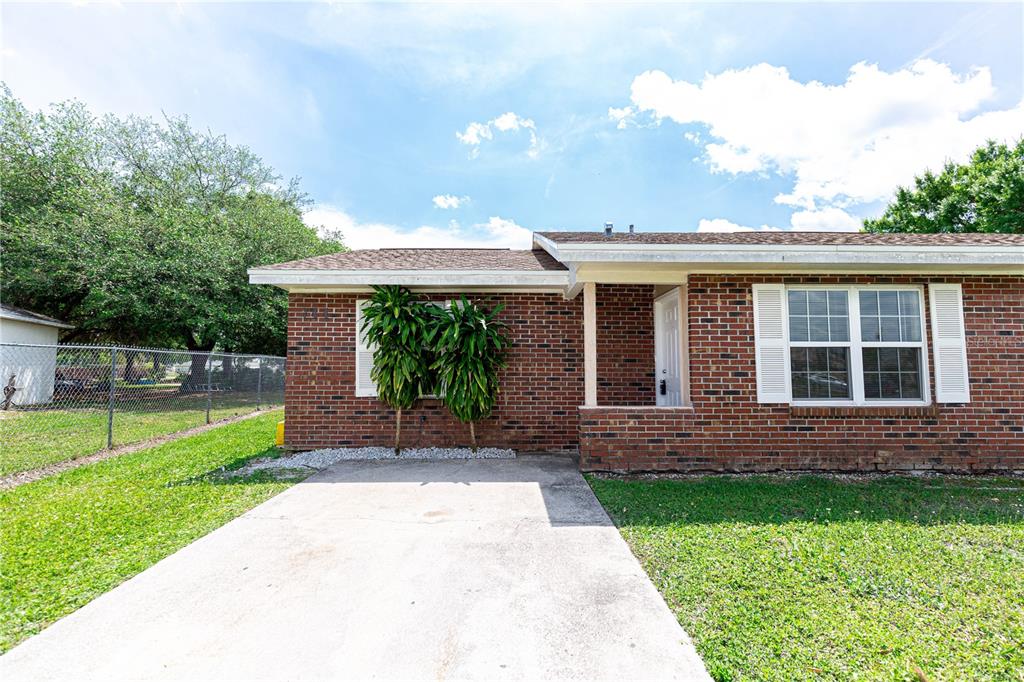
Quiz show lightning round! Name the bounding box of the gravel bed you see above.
[236,446,515,476]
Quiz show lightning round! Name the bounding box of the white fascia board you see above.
[543,243,1024,268]
[248,268,570,288]
[0,312,74,329]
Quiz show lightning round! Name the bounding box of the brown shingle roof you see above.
[259,248,567,272]
[538,231,1024,246]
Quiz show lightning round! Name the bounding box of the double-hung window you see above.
[785,286,929,405]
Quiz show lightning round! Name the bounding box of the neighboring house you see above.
[0,303,73,405]
[249,230,1024,473]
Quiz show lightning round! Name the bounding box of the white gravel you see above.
[237,446,515,476]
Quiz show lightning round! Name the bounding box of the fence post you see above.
[256,357,263,410]
[107,346,117,449]
[206,353,213,425]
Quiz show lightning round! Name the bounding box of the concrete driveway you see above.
[1,456,709,681]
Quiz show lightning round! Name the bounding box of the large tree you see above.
[864,139,1024,234]
[0,86,343,355]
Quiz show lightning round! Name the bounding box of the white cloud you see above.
[788,207,862,232]
[303,206,532,250]
[607,106,635,130]
[698,207,862,233]
[456,111,541,159]
[432,194,470,209]
[697,218,780,233]
[454,121,492,148]
[625,59,1024,214]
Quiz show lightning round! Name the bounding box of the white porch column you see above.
[583,281,597,406]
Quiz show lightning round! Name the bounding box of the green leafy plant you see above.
[431,297,510,451]
[865,138,1024,234]
[359,286,437,454]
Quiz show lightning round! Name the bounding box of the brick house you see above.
[249,230,1024,473]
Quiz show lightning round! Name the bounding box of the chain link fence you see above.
[0,343,285,476]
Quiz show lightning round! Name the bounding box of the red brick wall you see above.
[579,275,1024,473]
[596,284,655,405]
[285,292,583,452]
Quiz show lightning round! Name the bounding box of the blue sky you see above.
[3,2,1022,249]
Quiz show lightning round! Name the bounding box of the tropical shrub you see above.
[359,286,437,453]
[431,297,510,451]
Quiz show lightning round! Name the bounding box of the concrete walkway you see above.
[1,456,710,681]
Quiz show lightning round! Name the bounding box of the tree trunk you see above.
[183,334,215,392]
[469,421,477,452]
[123,350,139,384]
[183,353,209,393]
[395,408,402,456]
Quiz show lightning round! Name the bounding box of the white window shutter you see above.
[354,300,377,397]
[752,284,791,403]
[929,283,970,403]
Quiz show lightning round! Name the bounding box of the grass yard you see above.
[588,475,1024,681]
[0,410,295,652]
[0,393,280,476]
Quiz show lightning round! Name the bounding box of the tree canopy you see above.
[0,86,344,354]
[864,139,1024,234]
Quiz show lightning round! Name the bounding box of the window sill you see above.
[789,404,939,418]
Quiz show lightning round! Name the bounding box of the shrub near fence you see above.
[0,343,285,476]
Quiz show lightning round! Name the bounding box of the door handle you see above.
[659,379,667,395]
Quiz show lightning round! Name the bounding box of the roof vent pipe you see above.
[604,221,613,236]
[628,224,635,234]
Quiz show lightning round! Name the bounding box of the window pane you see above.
[880,316,901,342]
[899,291,919,315]
[859,291,878,315]
[809,316,830,342]
[792,347,850,400]
[879,347,900,371]
[829,316,849,342]
[788,290,808,315]
[878,291,899,315]
[900,372,921,399]
[862,348,922,400]
[808,291,828,316]
[790,316,808,342]
[808,373,831,398]
[828,291,848,315]
[901,316,921,342]
[861,317,880,342]
[791,373,809,399]
[864,372,880,398]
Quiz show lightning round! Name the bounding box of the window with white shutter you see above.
[753,284,791,402]
[753,284,933,406]
[929,283,971,403]
[354,300,377,397]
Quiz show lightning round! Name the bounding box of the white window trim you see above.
[354,299,450,399]
[784,284,932,407]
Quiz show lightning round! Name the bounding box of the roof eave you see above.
[0,313,74,329]
[247,268,571,289]
[531,235,1024,269]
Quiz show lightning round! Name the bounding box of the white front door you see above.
[654,288,683,407]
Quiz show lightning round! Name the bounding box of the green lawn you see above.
[588,475,1024,681]
[0,393,280,476]
[0,410,294,652]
